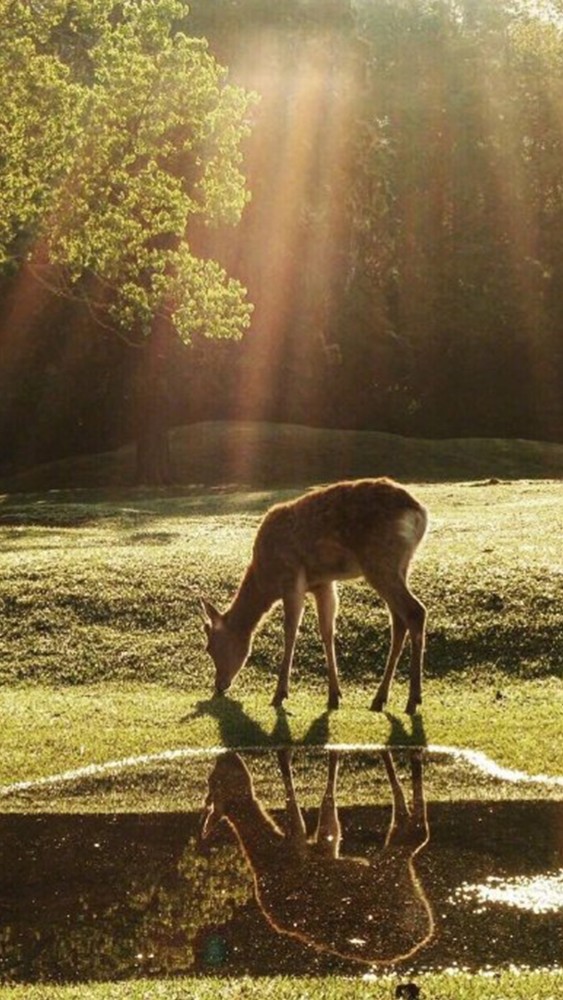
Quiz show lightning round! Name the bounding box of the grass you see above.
[1,465,562,790]
[1,424,562,996]
[1,675,563,809]
[1,971,563,999]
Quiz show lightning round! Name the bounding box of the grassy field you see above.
[1,424,562,792]
[1,423,562,998]
[1,971,563,1000]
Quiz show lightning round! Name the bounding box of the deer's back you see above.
[252,479,426,593]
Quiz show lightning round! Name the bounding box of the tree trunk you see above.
[134,323,176,486]
[135,417,174,486]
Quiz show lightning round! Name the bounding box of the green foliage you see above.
[0,1,85,268]
[0,0,256,342]
[0,820,250,982]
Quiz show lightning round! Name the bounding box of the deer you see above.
[201,477,428,714]
[200,748,434,968]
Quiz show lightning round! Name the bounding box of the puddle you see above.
[0,748,561,983]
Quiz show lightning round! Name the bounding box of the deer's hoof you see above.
[370,694,386,712]
[405,697,422,716]
[328,691,341,711]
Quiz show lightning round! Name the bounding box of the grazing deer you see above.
[201,478,427,714]
[200,748,433,967]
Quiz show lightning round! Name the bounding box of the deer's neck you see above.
[226,564,273,637]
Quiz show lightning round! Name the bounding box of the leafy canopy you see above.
[0,0,257,343]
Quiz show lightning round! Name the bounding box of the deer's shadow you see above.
[386,711,427,748]
[183,692,424,751]
[183,695,329,749]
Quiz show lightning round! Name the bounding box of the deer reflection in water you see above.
[201,749,434,967]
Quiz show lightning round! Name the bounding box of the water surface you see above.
[0,748,561,983]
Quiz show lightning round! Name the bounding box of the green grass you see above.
[1,676,563,807]
[1,426,562,998]
[1,971,562,999]
[1,472,562,790]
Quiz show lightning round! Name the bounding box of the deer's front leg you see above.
[312,582,342,710]
[314,750,341,858]
[272,578,306,708]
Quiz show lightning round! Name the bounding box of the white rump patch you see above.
[396,507,428,548]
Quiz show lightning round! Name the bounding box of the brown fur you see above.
[202,477,428,713]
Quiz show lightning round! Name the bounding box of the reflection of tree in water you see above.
[0,817,251,982]
[136,843,251,975]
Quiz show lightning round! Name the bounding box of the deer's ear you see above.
[200,597,222,628]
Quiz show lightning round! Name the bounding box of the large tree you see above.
[0,0,256,482]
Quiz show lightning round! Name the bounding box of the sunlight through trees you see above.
[0,0,257,482]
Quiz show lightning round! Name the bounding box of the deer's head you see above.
[200,598,251,696]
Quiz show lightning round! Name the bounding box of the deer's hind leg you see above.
[362,560,426,715]
[381,749,411,846]
[381,749,429,852]
[370,608,408,713]
[409,749,429,853]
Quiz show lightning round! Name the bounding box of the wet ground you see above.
[0,747,562,984]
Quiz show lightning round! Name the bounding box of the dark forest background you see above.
[1,0,562,476]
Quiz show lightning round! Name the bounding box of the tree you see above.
[333,0,563,437]
[0,0,256,483]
